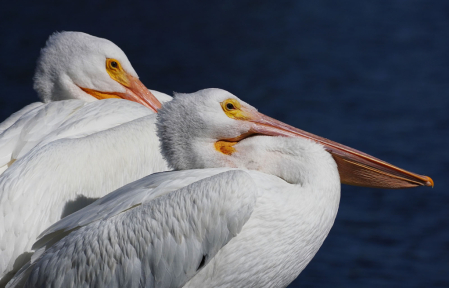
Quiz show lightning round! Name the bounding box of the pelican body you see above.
[0,32,171,283]
[7,89,432,288]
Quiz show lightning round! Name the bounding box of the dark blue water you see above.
[1,1,447,287]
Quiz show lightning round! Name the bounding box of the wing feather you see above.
[0,99,159,279]
[34,168,238,250]
[0,99,151,175]
[8,170,257,288]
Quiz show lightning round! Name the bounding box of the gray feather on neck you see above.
[157,92,208,170]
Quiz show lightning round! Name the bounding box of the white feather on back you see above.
[7,170,258,288]
[0,99,169,280]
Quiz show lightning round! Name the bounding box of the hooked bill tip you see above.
[424,176,434,188]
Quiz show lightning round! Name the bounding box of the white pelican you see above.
[7,89,433,288]
[0,32,172,283]
[0,31,169,175]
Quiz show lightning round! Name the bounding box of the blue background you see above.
[1,1,447,287]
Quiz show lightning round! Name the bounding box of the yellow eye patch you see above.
[220,98,251,120]
[106,58,130,87]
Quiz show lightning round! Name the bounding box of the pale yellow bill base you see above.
[79,75,161,113]
[240,107,433,189]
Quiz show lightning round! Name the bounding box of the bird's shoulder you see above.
[9,169,258,288]
[0,102,44,133]
[36,168,253,245]
[0,99,153,175]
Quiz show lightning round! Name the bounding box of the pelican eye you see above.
[106,58,121,70]
[221,99,250,120]
[106,59,130,87]
[222,99,240,112]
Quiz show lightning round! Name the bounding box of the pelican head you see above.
[157,88,433,189]
[33,31,161,112]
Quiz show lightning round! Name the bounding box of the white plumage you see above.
[0,100,170,283]
[0,32,171,282]
[7,89,431,287]
[0,31,167,175]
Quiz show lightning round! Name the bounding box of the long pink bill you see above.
[243,108,433,189]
